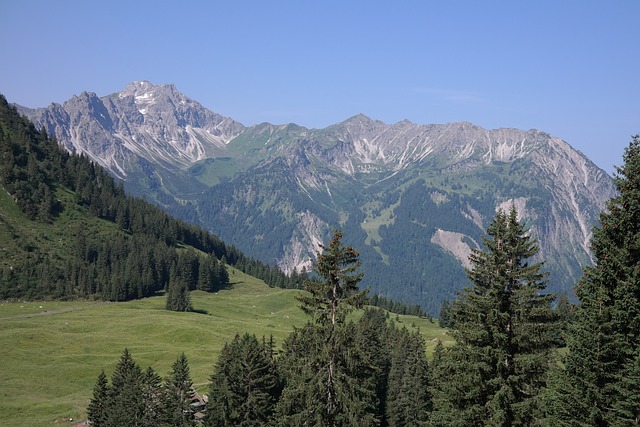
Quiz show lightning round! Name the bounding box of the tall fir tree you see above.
[106,348,145,427]
[546,135,640,426]
[140,366,166,427]
[297,229,368,326]
[87,370,110,427]
[277,229,377,426]
[166,266,192,312]
[165,353,196,427]
[429,206,557,426]
[385,327,431,427]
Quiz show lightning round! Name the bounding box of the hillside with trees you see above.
[0,94,305,304]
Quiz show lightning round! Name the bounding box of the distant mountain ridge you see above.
[17,81,617,313]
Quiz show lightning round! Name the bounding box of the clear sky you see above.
[1,1,638,175]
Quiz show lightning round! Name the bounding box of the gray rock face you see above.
[19,81,244,178]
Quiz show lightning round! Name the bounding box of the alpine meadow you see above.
[2,79,639,427]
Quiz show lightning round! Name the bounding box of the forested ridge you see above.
[0,94,303,302]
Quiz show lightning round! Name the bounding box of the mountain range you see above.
[17,81,617,313]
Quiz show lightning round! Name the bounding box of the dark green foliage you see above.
[0,100,62,223]
[87,370,110,427]
[275,322,380,427]
[547,135,640,426]
[166,252,195,312]
[206,333,281,426]
[277,230,379,426]
[429,206,558,426]
[437,299,454,328]
[297,229,368,326]
[140,367,166,427]
[87,350,200,427]
[353,308,392,421]
[552,291,575,347]
[165,353,196,426]
[106,349,145,426]
[165,278,192,312]
[384,327,431,427]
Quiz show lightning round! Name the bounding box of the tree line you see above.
[89,230,432,426]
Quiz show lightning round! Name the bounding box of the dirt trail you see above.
[2,307,79,319]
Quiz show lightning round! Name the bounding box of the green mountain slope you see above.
[189,123,612,313]
[0,275,450,427]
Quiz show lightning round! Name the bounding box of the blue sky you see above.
[1,1,638,175]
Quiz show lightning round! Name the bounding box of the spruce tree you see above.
[429,206,557,426]
[385,328,431,427]
[140,366,166,427]
[166,266,192,312]
[87,370,110,427]
[297,229,368,326]
[206,333,280,426]
[276,229,377,426]
[107,348,145,427]
[547,135,640,426]
[165,353,195,427]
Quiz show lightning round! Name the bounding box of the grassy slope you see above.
[0,269,452,427]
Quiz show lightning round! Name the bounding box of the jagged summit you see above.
[19,81,245,178]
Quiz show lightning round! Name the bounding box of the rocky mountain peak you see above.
[117,81,183,114]
[19,81,245,177]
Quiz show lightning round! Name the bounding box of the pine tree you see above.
[166,262,192,312]
[547,135,640,426]
[385,328,431,427]
[206,333,280,426]
[297,229,367,327]
[87,370,110,427]
[552,291,574,347]
[140,366,166,427]
[165,353,195,427]
[438,299,454,328]
[107,348,144,427]
[354,308,392,421]
[277,229,377,426]
[429,206,557,426]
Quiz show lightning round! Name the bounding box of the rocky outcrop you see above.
[18,81,244,178]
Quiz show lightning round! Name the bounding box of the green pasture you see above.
[0,269,452,427]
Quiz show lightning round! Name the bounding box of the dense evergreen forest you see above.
[0,95,307,302]
[89,134,640,426]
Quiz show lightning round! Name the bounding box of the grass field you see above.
[0,268,452,427]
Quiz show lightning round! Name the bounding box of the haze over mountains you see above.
[18,81,617,313]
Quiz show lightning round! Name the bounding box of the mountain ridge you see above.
[16,81,617,313]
